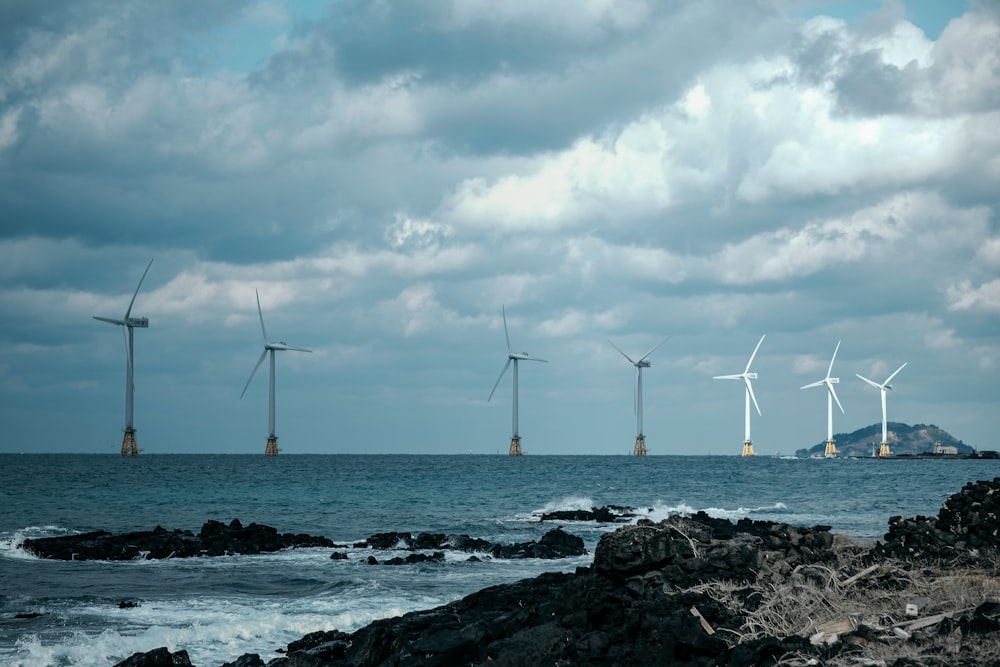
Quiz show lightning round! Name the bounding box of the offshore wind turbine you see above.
[609,337,669,456]
[93,259,153,456]
[240,289,311,456]
[488,305,547,456]
[857,362,907,458]
[713,334,765,457]
[800,340,845,457]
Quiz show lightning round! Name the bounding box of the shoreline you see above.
[115,477,1000,667]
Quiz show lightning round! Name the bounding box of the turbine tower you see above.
[800,340,845,457]
[609,337,669,456]
[713,334,765,457]
[94,259,153,456]
[856,362,907,458]
[240,289,311,456]
[488,305,547,456]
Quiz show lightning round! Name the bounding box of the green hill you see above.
[794,423,977,458]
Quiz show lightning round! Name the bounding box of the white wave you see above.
[2,590,448,667]
[0,526,78,561]
[537,496,596,514]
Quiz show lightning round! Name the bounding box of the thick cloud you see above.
[0,0,997,455]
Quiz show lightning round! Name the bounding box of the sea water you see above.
[2,454,997,666]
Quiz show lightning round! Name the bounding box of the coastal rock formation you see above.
[869,477,1000,563]
[22,519,334,561]
[353,527,586,560]
[539,504,636,522]
[115,478,1000,666]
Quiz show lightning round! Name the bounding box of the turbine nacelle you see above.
[127,317,149,328]
[509,351,545,362]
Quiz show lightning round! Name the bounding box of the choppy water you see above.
[2,454,997,666]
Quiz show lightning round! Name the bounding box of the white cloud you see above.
[947,279,1000,313]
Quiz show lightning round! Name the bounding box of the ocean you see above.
[2,454,998,666]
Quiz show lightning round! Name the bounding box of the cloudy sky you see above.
[2,0,997,456]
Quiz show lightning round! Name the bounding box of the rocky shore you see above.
[22,519,335,560]
[113,477,1000,666]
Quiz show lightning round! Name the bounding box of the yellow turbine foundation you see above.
[509,437,523,456]
[120,430,139,457]
[878,442,892,458]
[742,440,755,457]
[633,436,647,456]
[265,436,280,456]
[824,440,838,457]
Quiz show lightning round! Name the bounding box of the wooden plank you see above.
[897,611,953,632]
[838,564,880,588]
[690,606,715,635]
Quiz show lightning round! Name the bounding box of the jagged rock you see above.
[112,647,192,667]
[353,527,585,560]
[540,505,635,522]
[869,477,1000,563]
[380,551,445,565]
[23,521,334,561]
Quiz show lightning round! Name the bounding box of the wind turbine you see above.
[94,259,153,456]
[488,305,547,456]
[856,362,907,458]
[610,337,669,456]
[240,289,311,456]
[801,341,845,458]
[713,334,765,457]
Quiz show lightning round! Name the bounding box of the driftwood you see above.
[838,563,879,588]
[690,606,715,635]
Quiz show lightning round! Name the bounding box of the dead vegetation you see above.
[686,534,1000,665]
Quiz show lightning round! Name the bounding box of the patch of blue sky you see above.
[203,0,330,74]
[800,0,969,38]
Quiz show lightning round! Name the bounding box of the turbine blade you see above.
[826,340,841,378]
[488,358,511,402]
[744,334,765,373]
[713,374,741,380]
[800,379,825,389]
[256,289,269,343]
[638,336,670,363]
[745,377,761,416]
[828,382,845,414]
[284,345,312,353]
[502,305,512,354]
[522,355,547,363]
[856,373,881,390]
[609,340,636,365]
[240,349,268,399]
[124,259,153,319]
[94,316,126,326]
[883,362,907,386]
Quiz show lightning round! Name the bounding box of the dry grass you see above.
[685,537,1000,665]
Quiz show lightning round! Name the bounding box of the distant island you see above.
[794,422,994,458]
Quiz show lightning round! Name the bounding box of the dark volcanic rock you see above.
[241,515,844,666]
[540,504,635,522]
[869,477,1000,562]
[113,647,192,666]
[23,520,334,561]
[355,527,585,560]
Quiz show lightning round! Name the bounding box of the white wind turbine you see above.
[240,289,311,456]
[856,361,907,458]
[94,259,153,456]
[800,341,845,457]
[713,334,765,457]
[488,305,547,456]
[610,337,669,456]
